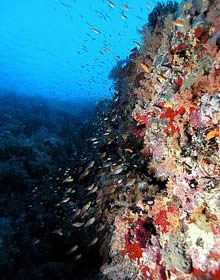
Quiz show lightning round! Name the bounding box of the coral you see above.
[102,0,220,279]
[121,233,143,261]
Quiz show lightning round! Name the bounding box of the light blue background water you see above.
[0,0,179,106]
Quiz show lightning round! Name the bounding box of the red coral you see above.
[136,113,152,128]
[193,266,220,280]
[141,266,153,279]
[185,33,190,40]
[121,233,143,261]
[194,27,203,39]
[213,267,220,280]
[177,75,183,88]
[173,42,185,53]
[160,106,185,136]
[177,32,184,38]
[154,207,179,234]
[200,34,209,44]
[154,210,169,233]
[160,108,175,121]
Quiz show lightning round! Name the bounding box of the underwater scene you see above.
[0,0,220,279]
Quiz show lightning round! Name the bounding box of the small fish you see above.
[107,1,115,8]
[82,201,91,213]
[121,11,127,20]
[164,101,173,108]
[90,137,97,141]
[63,176,74,183]
[104,47,110,53]
[87,184,95,191]
[172,19,185,27]
[126,178,136,186]
[146,2,151,9]
[104,132,110,135]
[97,224,105,232]
[101,152,107,158]
[88,237,98,246]
[79,169,90,180]
[157,73,166,83]
[91,28,101,34]
[73,208,81,218]
[62,197,70,203]
[111,165,124,175]
[123,4,128,10]
[133,40,141,48]
[84,217,96,227]
[88,186,98,194]
[67,245,78,255]
[93,141,99,145]
[87,160,95,169]
[140,63,150,73]
[115,55,120,60]
[124,148,133,153]
[72,222,84,227]
[118,179,123,184]
[206,130,220,140]
[74,253,82,260]
[33,239,40,245]
[52,228,63,236]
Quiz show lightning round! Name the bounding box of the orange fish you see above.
[206,130,220,140]
[172,19,185,27]
[140,63,150,73]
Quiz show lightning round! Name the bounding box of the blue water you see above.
[0,0,179,106]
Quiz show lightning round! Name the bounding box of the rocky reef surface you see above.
[72,0,219,279]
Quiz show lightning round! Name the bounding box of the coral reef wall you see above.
[79,0,219,279]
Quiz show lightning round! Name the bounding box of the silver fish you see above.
[111,165,124,175]
[87,184,95,191]
[133,40,141,48]
[67,245,78,255]
[88,237,98,246]
[74,253,82,260]
[52,228,63,236]
[81,201,91,213]
[33,239,40,245]
[91,28,101,34]
[97,224,105,232]
[63,176,74,183]
[87,161,95,169]
[73,208,81,218]
[72,222,84,227]
[121,11,127,20]
[107,1,115,8]
[126,178,136,186]
[62,197,70,203]
[84,217,96,227]
[79,169,90,180]
[88,186,98,194]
